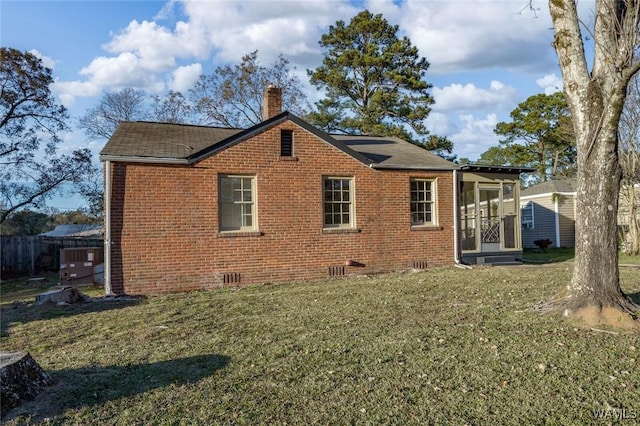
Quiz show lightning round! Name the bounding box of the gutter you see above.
[370,164,460,171]
[104,160,112,296]
[99,155,189,165]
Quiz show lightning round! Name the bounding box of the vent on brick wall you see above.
[223,272,241,284]
[412,260,428,270]
[280,129,293,157]
[328,266,346,277]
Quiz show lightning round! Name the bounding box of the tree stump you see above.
[35,287,86,306]
[0,351,53,416]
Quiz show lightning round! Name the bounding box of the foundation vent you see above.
[328,266,346,277]
[412,260,428,270]
[222,272,241,285]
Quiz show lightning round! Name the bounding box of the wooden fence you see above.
[1,236,103,278]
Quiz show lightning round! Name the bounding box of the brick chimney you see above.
[262,85,282,120]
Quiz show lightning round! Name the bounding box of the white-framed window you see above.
[410,179,437,226]
[219,175,256,232]
[521,201,534,229]
[323,177,354,228]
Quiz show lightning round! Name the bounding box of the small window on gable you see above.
[521,201,534,229]
[280,129,293,157]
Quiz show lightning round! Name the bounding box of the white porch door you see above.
[479,187,502,252]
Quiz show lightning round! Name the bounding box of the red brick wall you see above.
[107,120,455,294]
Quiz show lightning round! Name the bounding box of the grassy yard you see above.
[522,248,640,265]
[1,265,639,425]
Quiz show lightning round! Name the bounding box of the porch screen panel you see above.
[502,183,517,249]
[460,182,477,251]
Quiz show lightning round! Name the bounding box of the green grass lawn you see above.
[1,266,639,425]
[523,248,640,265]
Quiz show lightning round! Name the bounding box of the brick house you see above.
[100,87,526,295]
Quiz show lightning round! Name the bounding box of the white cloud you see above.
[79,52,165,93]
[181,0,358,67]
[425,112,455,137]
[432,81,518,112]
[29,49,56,70]
[106,19,210,63]
[50,0,566,147]
[536,73,563,94]
[54,0,359,104]
[399,0,557,75]
[53,81,101,107]
[169,63,202,92]
[449,113,499,160]
[364,0,402,22]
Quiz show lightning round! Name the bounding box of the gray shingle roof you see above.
[333,135,458,170]
[521,179,576,196]
[100,121,242,160]
[100,115,458,171]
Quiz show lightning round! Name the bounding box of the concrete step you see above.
[477,255,520,265]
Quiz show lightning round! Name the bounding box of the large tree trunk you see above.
[570,117,628,310]
[549,0,640,317]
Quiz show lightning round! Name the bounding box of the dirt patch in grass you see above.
[572,306,640,332]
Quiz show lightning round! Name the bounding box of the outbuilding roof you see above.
[100,112,459,171]
[521,179,576,197]
[39,224,103,238]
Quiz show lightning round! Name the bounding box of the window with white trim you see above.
[410,179,437,226]
[521,201,534,229]
[219,175,256,231]
[323,177,354,228]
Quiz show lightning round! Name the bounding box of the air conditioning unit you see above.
[59,247,103,286]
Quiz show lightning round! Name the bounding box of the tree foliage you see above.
[0,208,100,236]
[549,0,640,317]
[0,209,51,236]
[307,10,448,153]
[51,209,102,226]
[189,50,309,128]
[152,90,192,124]
[0,47,93,224]
[425,135,455,161]
[77,87,149,215]
[477,145,531,168]
[78,87,147,140]
[492,92,576,183]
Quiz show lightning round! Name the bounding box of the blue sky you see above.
[2,0,584,210]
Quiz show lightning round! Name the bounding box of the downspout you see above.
[554,197,561,248]
[104,160,112,296]
[453,169,459,263]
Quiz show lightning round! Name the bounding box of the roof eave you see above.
[100,155,189,165]
[460,164,536,174]
[520,191,577,199]
[370,164,459,171]
[187,112,375,167]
